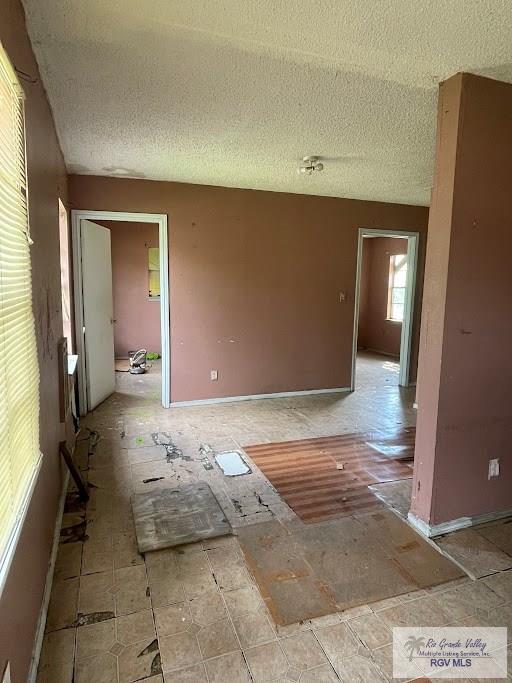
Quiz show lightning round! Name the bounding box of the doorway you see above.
[352,228,418,390]
[72,211,169,413]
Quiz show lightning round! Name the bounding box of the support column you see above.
[410,73,512,533]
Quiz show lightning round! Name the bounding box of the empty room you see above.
[1,2,512,682]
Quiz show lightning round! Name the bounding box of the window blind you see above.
[0,43,40,564]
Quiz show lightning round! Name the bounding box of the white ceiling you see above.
[22,1,512,206]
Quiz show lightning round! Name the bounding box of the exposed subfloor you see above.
[37,353,512,682]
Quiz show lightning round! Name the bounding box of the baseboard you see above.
[408,507,512,539]
[170,386,351,408]
[27,471,70,683]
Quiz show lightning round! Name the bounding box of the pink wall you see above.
[69,176,428,402]
[98,221,161,357]
[0,1,69,679]
[358,237,407,357]
[412,73,512,525]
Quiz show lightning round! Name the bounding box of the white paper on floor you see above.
[215,450,251,476]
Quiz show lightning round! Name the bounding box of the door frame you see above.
[351,227,419,390]
[72,210,170,412]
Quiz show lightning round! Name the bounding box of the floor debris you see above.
[132,482,232,552]
[215,450,251,476]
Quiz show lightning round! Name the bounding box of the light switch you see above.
[339,291,347,302]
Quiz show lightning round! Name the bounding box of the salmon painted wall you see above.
[97,221,161,357]
[1,1,69,679]
[69,176,428,402]
[358,237,408,357]
[412,73,512,525]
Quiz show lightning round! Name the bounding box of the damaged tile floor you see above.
[37,354,512,682]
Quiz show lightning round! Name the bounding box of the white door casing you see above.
[81,220,116,410]
[72,210,170,414]
[351,228,419,390]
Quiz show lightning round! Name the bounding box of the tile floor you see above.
[37,353,512,681]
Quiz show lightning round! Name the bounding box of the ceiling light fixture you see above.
[299,155,324,175]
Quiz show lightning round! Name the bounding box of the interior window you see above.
[387,254,407,322]
[148,247,160,299]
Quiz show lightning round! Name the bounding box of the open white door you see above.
[81,220,116,410]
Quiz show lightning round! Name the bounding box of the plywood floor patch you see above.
[132,482,232,553]
[237,511,464,625]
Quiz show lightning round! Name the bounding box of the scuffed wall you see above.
[412,73,512,525]
[70,175,428,402]
[0,1,68,679]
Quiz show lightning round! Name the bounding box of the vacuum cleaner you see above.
[128,348,147,374]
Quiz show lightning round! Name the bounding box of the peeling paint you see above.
[64,491,86,514]
[138,639,159,657]
[60,521,88,544]
[75,611,114,626]
[150,652,162,676]
[198,443,214,470]
[151,431,190,462]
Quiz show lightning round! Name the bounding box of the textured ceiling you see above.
[22,1,512,206]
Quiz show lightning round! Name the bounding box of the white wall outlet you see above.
[339,291,346,302]
[210,369,218,381]
[488,458,500,479]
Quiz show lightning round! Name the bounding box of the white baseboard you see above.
[27,471,70,683]
[170,386,351,408]
[408,507,512,539]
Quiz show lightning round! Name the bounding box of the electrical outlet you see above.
[210,369,218,381]
[339,291,346,302]
[488,458,500,479]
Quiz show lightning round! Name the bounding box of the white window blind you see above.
[0,42,40,566]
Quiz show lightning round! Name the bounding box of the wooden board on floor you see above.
[132,482,232,553]
[244,427,415,523]
[115,358,130,372]
[237,511,464,626]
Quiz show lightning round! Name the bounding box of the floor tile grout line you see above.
[309,626,342,680]
[203,546,256,682]
[42,356,420,680]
